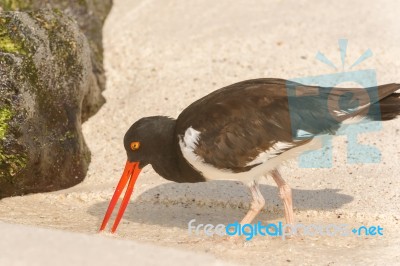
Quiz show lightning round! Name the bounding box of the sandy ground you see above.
[0,222,231,266]
[1,0,400,265]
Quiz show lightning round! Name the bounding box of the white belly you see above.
[179,132,322,184]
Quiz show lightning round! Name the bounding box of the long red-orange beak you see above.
[99,161,141,233]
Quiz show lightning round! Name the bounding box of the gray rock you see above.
[1,0,113,120]
[0,10,93,197]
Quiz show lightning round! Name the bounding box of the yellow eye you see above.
[130,141,140,151]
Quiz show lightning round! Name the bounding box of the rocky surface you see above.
[0,10,93,197]
[1,0,113,120]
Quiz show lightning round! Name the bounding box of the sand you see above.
[1,0,400,265]
[0,222,231,266]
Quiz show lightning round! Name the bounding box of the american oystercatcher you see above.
[99,78,400,233]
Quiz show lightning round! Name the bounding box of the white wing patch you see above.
[182,126,201,151]
[333,102,371,117]
[296,129,314,138]
[245,142,295,167]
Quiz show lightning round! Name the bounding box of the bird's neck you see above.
[148,118,180,180]
[149,118,205,183]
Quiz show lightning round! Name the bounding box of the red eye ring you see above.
[130,142,140,151]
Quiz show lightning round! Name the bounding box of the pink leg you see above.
[271,169,294,225]
[240,181,265,225]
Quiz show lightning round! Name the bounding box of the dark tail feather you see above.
[329,83,399,122]
[373,93,400,121]
[376,83,400,100]
[367,83,400,121]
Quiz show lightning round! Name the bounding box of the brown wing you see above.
[176,78,399,172]
[176,79,305,172]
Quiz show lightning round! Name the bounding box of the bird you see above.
[99,78,400,233]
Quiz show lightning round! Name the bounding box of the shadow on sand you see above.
[88,180,353,229]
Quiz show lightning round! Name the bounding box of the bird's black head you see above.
[123,116,176,169]
[99,116,177,233]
